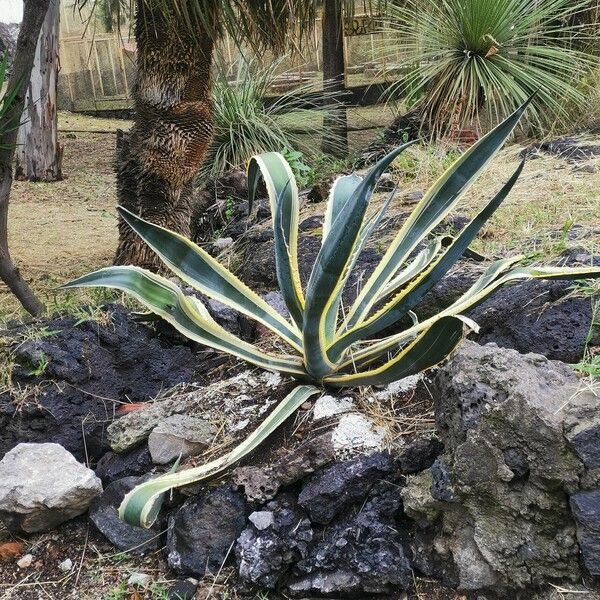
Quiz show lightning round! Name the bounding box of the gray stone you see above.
[212,237,234,252]
[167,579,198,600]
[298,451,395,524]
[107,371,278,453]
[331,413,386,455]
[167,486,247,576]
[403,189,424,203]
[95,446,153,486]
[0,443,102,533]
[248,511,274,530]
[89,476,160,554]
[403,341,595,591]
[148,414,213,465]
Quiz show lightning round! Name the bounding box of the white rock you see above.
[128,572,153,588]
[332,414,386,454]
[58,558,73,572]
[17,554,33,569]
[148,414,214,465]
[0,443,103,533]
[375,375,421,400]
[249,510,274,530]
[212,237,234,251]
[312,395,354,420]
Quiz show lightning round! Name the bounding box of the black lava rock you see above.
[167,578,198,600]
[570,490,600,576]
[398,437,444,474]
[298,452,396,524]
[289,481,411,596]
[0,306,196,461]
[236,494,313,589]
[167,486,247,576]
[95,446,153,486]
[89,476,160,554]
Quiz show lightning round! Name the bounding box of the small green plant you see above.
[224,195,235,223]
[282,147,313,187]
[64,100,600,529]
[102,580,128,600]
[28,353,49,377]
[149,583,170,599]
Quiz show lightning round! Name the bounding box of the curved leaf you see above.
[119,384,321,528]
[343,98,533,331]
[248,152,304,327]
[324,315,467,387]
[303,142,414,380]
[329,159,525,359]
[117,207,302,351]
[62,266,306,376]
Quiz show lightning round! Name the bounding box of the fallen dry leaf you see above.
[0,542,25,562]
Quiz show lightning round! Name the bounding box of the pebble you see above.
[58,558,73,572]
[128,572,153,588]
[17,554,33,569]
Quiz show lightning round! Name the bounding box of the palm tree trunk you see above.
[114,0,214,270]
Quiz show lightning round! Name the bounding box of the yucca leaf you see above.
[117,207,302,351]
[323,315,467,387]
[119,384,321,528]
[62,266,306,376]
[303,142,414,380]
[329,159,525,359]
[248,152,304,328]
[342,99,532,333]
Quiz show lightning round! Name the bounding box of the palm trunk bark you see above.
[15,0,62,182]
[0,0,49,316]
[114,0,214,270]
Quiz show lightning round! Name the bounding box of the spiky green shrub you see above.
[64,101,600,528]
[197,60,347,183]
[383,0,595,135]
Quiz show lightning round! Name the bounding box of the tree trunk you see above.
[114,0,214,270]
[321,0,348,157]
[15,0,62,182]
[0,0,49,316]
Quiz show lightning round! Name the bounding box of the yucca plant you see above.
[383,0,595,135]
[63,100,600,528]
[198,59,347,183]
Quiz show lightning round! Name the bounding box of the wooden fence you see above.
[57,2,402,113]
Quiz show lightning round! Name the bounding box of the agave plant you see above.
[64,100,600,527]
[382,0,595,135]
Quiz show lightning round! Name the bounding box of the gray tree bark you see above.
[0,0,50,316]
[15,0,62,182]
